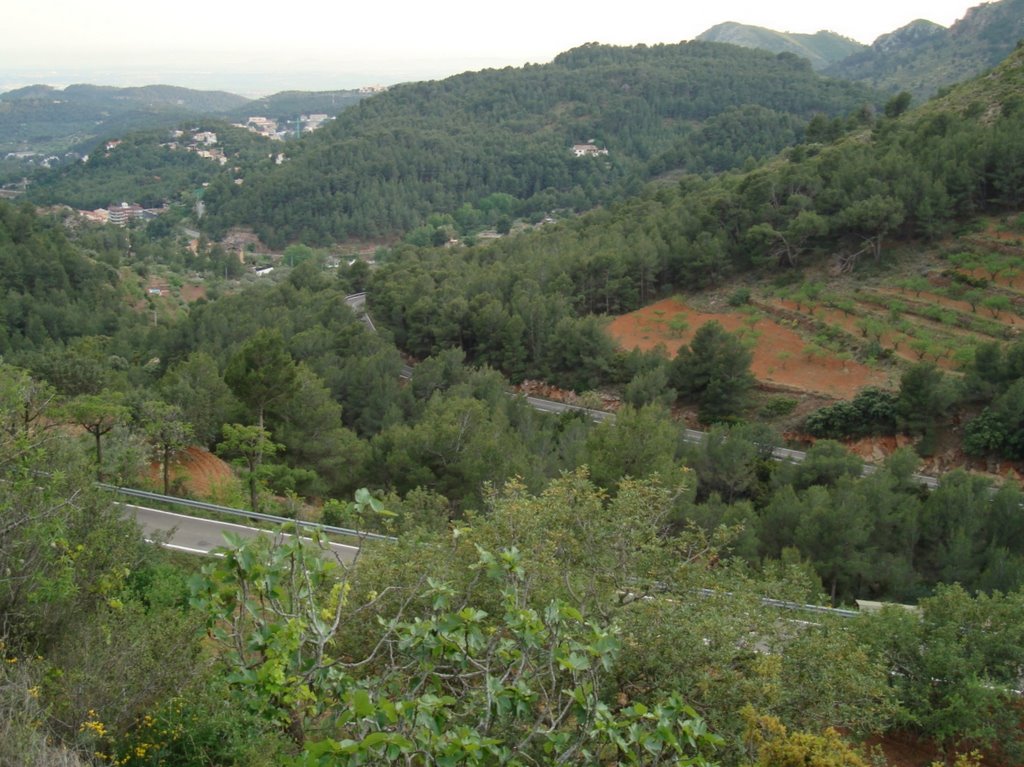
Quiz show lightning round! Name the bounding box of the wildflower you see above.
[79,711,107,738]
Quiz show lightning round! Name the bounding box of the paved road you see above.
[124,504,361,563]
[524,398,941,487]
[344,292,376,332]
[344,292,367,311]
[522,395,614,422]
[345,293,412,377]
[344,293,944,492]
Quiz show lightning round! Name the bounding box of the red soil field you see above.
[606,297,890,400]
[179,282,207,302]
[876,286,1021,327]
[148,445,236,497]
[764,298,964,371]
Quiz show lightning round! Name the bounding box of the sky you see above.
[2,0,981,95]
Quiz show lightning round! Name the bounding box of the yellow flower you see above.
[79,717,107,738]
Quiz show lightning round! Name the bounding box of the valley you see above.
[4,1,1024,765]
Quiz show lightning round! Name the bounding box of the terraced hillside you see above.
[607,215,1024,402]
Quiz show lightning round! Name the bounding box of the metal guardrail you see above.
[345,293,944,492]
[758,596,860,618]
[693,587,861,619]
[344,292,376,332]
[679,426,940,486]
[98,483,398,542]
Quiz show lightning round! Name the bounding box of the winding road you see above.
[123,293,943,557]
[347,293,943,489]
[125,503,361,562]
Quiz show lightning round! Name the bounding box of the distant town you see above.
[235,113,332,141]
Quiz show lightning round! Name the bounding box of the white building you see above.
[572,143,608,157]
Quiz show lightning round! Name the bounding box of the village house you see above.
[572,143,609,157]
[301,114,332,132]
[194,147,228,165]
[238,117,281,139]
[107,201,145,226]
[80,209,109,224]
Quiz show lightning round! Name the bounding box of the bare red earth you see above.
[179,283,207,302]
[606,298,889,399]
[148,446,236,497]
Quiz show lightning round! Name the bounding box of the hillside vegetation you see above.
[695,0,1024,101]
[200,41,878,247]
[0,83,245,155]
[26,123,272,210]
[696,22,865,70]
[364,44,1024,386]
[6,198,1024,762]
[7,24,1024,767]
[824,0,1024,97]
[221,89,366,124]
[0,82,368,157]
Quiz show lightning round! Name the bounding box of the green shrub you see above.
[804,387,898,439]
[728,287,751,307]
[761,397,798,418]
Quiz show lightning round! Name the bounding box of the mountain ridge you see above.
[692,0,1024,99]
[824,0,1024,97]
[695,22,865,69]
[198,40,879,247]
[0,82,369,156]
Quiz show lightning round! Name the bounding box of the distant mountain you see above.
[0,83,369,156]
[223,90,368,124]
[1,84,63,101]
[0,84,249,155]
[824,0,1024,98]
[693,0,1024,101]
[910,31,1024,121]
[42,83,248,112]
[695,23,865,69]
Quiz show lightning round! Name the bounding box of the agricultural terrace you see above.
[607,217,1024,402]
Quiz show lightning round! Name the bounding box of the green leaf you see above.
[359,731,390,748]
[353,688,374,717]
[560,652,591,671]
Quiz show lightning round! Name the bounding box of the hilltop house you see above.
[107,202,145,226]
[572,143,608,157]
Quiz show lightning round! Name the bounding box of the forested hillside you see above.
[26,123,272,210]
[0,202,133,352]
[0,83,246,155]
[366,46,1024,386]
[5,244,1024,763]
[0,82,368,162]
[200,41,878,246]
[695,23,865,70]
[824,0,1024,97]
[222,89,367,124]
[7,24,1024,767]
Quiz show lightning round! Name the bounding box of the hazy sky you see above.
[2,0,980,94]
